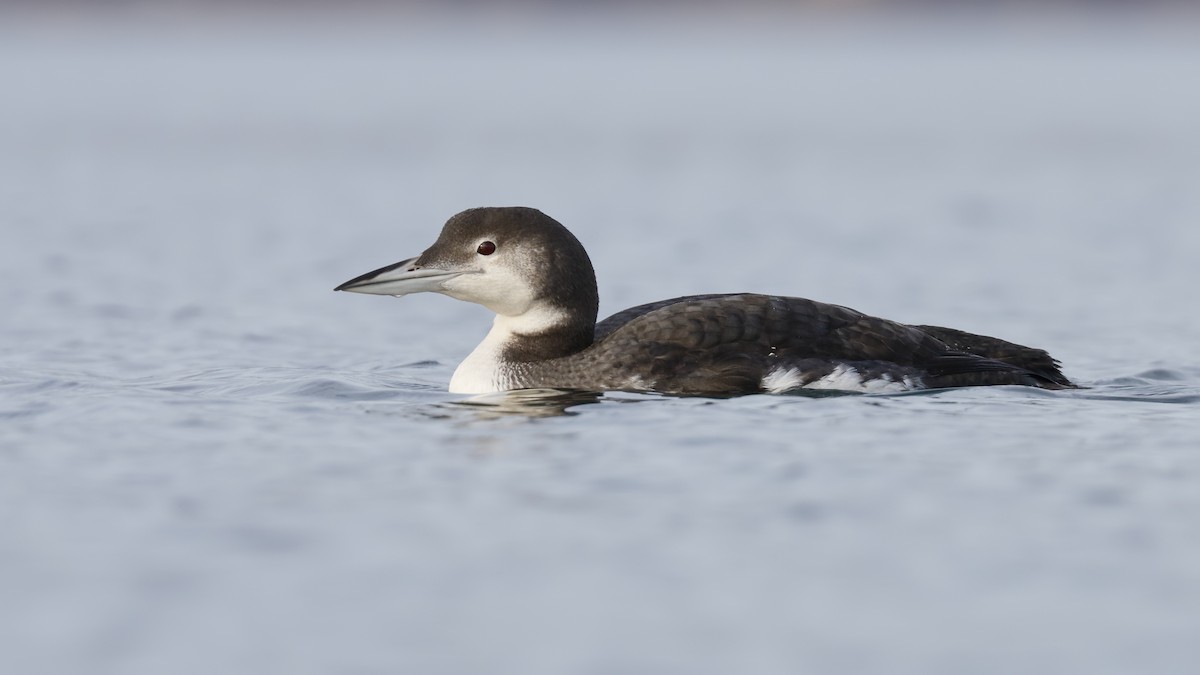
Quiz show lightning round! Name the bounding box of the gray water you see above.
[3,11,1200,675]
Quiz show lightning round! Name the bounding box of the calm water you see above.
[3,12,1200,675]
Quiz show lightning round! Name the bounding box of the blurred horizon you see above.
[3,0,1198,21]
[3,0,1197,45]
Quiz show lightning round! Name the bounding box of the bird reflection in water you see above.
[451,388,608,418]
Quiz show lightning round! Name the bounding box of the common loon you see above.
[335,207,1073,395]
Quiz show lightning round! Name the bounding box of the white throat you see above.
[448,305,570,394]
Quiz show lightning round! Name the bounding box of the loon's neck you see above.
[448,305,595,394]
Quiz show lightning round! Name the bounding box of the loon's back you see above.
[567,293,1072,395]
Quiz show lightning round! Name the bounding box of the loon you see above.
[335,207,1073,396]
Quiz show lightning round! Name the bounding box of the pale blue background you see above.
[2,7,1199,675]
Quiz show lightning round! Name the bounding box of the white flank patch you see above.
[761,367,807,394]
[762,364,918,394]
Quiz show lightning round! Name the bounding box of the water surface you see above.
[2,13,1200,675]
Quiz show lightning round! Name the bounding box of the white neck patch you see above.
[448,305,570,394]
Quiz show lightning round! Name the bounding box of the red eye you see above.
[477,241,496,255]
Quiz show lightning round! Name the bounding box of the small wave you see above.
[0,402,52,420]
[1069,368,1200,404]
[288,378,409,401]
[1072,390,1200,405]
[1133,368,1191,381]
[397,360,441,369]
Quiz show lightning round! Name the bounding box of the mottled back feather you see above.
[568,294,1072,394]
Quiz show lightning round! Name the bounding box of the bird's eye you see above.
[477,241,496,256]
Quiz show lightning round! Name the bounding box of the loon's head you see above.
[336,207,600,334]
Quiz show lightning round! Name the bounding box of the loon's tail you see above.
[914,324,1075,390]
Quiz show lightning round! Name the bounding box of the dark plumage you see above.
[336,207,1074,395]
[531,293,1072,394]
